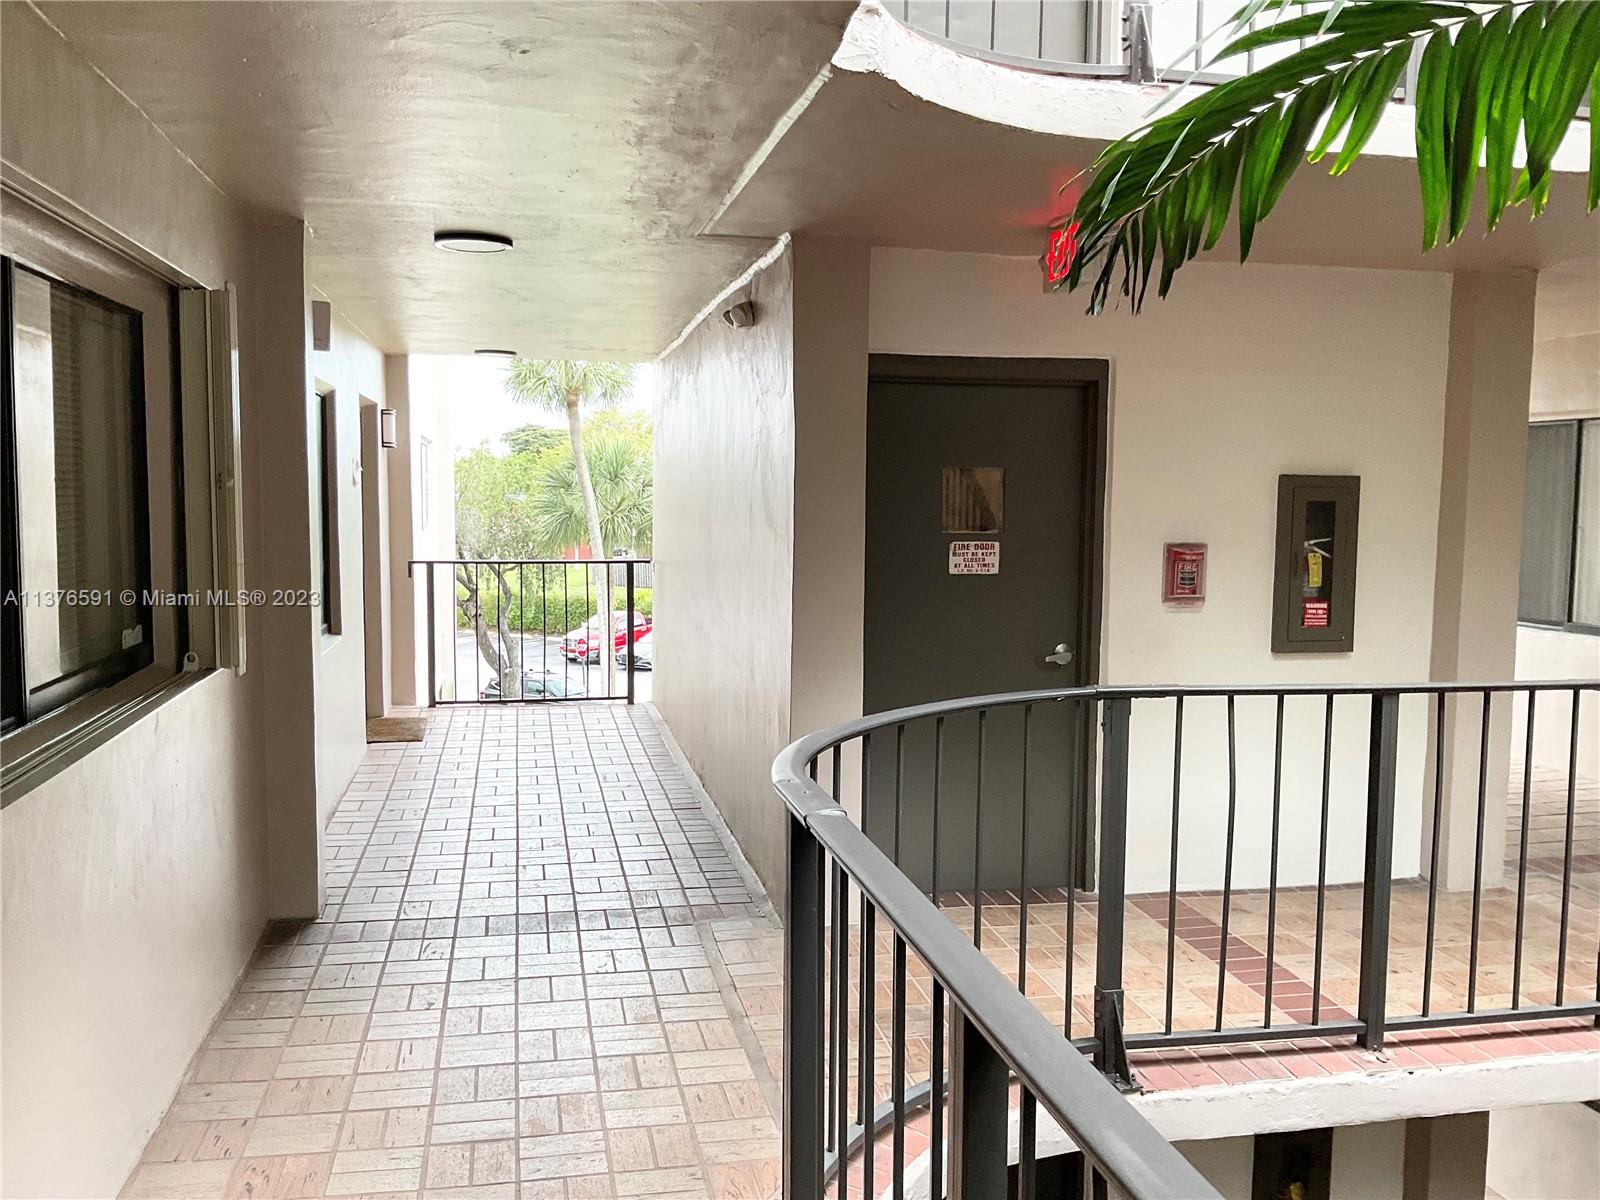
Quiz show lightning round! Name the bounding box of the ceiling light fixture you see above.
[434,230,513,253]
[475,349,517,359]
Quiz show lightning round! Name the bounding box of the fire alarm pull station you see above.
[1163,543,1207,608]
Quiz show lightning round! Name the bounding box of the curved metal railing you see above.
[774,680,1598,1198]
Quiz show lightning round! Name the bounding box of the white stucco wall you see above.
[654,248,797,901]
[867,248,1453,891]
[311,316,386,825]
[1511,257,1600,782]
[1,6,377,1194]
[1487,1103,1600,1200]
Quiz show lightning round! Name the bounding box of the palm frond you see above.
[1063,0,1600,314]
[504,359,634,411]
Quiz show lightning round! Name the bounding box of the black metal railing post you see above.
[1095,696,1134,1088]
[424,561,437,706]
[948,1005,1008,1200]
[783,812,825,1200]
[625,560,636,706]
[1358,690,1400,1051]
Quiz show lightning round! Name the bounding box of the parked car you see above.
[480,671,586,701]
[616,631,653,671]
[561,611,651,662]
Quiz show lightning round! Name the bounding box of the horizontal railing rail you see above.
[776,678,1598,1198]
[407,558,651,706]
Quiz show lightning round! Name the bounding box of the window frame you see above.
[1519,416,1600,637]
[0,248,171,733]
[315,388,339,635]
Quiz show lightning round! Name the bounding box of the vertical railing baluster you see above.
[1512,690,1535,1007]
[784,810,825,1200]
[1216,695,1238,1032]
[1064,698,1081,1039]
[948,1007,1007,1199]
[891,934,907,1200]
[424,561,437,705]
[625,560,636,705]
[973,709,988,950]
[1557,688,1582,1006]
[1468,690,1491,1013]
[1165,695,1184,1036]
[518,564,525,701]
[539,563,548,684]
[1423,691,1445,1016]
[1312,694,1333,1025]
[561,562,570,694]
[1019,704,1033,993]
[473,563,482,702]
[1358,691,1400,1052]
[862,731,874,834]
[1095,697,1131,1086]
[894,723,906,867]
[932,716,945,906]
[930,980,945,1200]
[860,898,876,1200]
[1020,1089,1039,1200]
[1264,694,1285,1028]
[838,857,851,1158]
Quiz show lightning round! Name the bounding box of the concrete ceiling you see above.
[35,1,856,358]
[708,65,1599,276]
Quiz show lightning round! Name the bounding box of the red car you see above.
[560,612,651,662]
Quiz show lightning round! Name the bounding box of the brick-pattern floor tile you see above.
[124,705,781,1200]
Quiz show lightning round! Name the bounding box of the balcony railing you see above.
[774,680,1598,1198]
[890,0,1592,115]
[408,558,651,705]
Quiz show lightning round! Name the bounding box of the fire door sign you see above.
[1162,542,1207,607]
[949,540,1000,575]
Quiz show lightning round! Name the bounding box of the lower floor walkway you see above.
[122,705,784,1200]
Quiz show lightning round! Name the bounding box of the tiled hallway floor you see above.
[123,705,784,1200]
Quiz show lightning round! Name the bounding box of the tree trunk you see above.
[457,564,522,699]
[565,395,615,693]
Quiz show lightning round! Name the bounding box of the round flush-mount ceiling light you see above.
[475,349,517,358]
[434,230,513,253]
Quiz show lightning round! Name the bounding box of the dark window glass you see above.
[1518,419,1596,631]
[1574,423,1599,626]
[1519,422,1579,625]
[1,259,153,729]
[317,392,333,632]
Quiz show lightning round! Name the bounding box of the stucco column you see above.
[383,354,421,707]
[1403,1112,1490,1200]
[1426,271,1536,891]
[250,217,327,919]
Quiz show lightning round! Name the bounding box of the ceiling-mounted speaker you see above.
[311,300,332,351]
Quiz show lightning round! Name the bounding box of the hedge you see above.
[457,579,652,635]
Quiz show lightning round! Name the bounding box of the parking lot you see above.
[451,630,654,703]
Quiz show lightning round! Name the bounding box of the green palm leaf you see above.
[1062,0,1600,314]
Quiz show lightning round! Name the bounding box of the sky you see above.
[434,355,657,456]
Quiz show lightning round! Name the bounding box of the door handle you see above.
[1044,643,1074,666]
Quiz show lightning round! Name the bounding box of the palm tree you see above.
[527,434,653,560]
[504,359,633,689]
[1063,0,1599,313]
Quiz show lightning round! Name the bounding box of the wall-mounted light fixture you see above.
[475,348,517,359]
[380,408,398,449]
[434,230,513,253]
